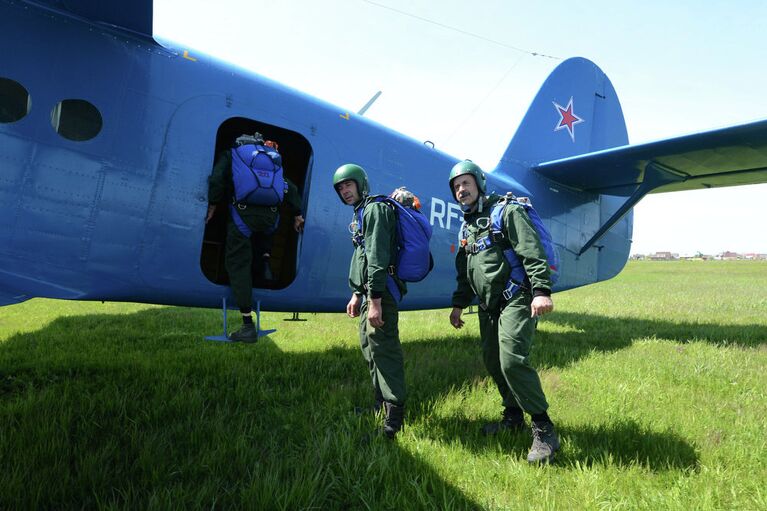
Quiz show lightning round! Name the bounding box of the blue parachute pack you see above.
[353,193,433,301]
[231,143,287,206]
[464,193,559,299]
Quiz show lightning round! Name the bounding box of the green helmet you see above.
[448,160,486,200]
[332,163,369,202]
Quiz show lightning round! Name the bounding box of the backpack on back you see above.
[231,143,287,206]
[489,193,559,297]
[354,192,434,285]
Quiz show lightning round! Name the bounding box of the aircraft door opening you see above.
[200,117,312,290]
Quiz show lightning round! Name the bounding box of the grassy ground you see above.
[1,261,765,510]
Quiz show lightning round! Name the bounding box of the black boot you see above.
[383,402,405,439]
[527,420,560,464]
[229,323,258,343]
[482,406,525,436]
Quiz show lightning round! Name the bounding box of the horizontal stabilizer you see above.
[534,119,767,196]
[35,0,153,37]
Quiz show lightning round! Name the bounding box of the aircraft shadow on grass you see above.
[419,417,699,472]
[1,303,740,506]
[0,307,485,509]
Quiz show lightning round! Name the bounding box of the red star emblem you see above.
[553,97,583,142]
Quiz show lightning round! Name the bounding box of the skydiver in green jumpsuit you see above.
[333,164,406,439]
[448,160,560,464]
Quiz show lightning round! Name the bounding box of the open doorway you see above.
[200,117,312,290]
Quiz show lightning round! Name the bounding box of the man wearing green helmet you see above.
[448,159,559,464]
[332,163,407,439]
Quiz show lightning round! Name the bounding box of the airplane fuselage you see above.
[0,0,631,311]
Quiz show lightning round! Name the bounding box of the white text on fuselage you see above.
[429,197,463,231]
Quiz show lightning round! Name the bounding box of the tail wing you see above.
[498,57,629,169]
[534,118,767,196]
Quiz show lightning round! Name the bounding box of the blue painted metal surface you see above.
[1,1,766,312]
[535,119,767,195]
[205,297,234,343]
[205,299,275,342]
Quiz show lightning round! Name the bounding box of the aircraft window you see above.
[51,99,102,141]
[0,77,31,123]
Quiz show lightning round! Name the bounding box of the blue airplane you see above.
[2,0,766,324]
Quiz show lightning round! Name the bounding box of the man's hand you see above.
[294,215,305,233]
[346,293,362,318]
[530,296,554,318]
[368,297,384,328]
[449,307,465,329]
[205,204,217,224]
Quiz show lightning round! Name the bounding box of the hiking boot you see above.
[383,402,405,439]
[229,324,258,343]
[527,421,560,464]
[481,406,525,436]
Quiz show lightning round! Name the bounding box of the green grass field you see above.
[1,261,765,510]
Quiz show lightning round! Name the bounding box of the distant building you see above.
[630,251,763,261]
[650,251,677,260]
[717,251,740,261]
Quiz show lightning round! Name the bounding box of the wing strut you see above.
[578,162,686,255]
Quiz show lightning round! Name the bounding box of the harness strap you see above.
[229,204,252,238]
[466,232,508,254]
[501,281,522,301]
[354,201,403,303]
[386,275,402,303]
[465,200,530,298]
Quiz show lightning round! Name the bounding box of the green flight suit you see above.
[348,197,407,406]
[208,150,302,312]
[452,194,552,415]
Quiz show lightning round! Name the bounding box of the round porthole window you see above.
[51,99,103,141]
[0,77,31,123]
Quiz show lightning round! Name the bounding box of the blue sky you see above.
[154,0,767,255]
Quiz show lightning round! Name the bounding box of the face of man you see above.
[452,175,479,208]
[336,180,360,205]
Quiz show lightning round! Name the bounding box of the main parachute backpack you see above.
[231,143,287,206]
[462,192,559,299]
[354,191,434,285]
[492,193,559,297]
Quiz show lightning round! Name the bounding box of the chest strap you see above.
[464,225,529,298]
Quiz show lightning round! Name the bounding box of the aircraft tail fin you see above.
[497,57,628,171]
